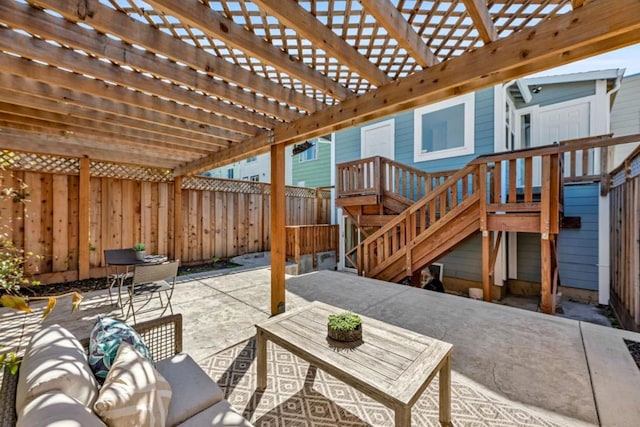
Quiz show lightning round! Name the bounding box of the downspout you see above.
[598,68,624,305]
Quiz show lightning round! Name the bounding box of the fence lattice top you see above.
[1,151,80,175]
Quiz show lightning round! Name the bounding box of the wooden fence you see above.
[609,145,640,331]
[0,151,331,284]
[285,224,339,268]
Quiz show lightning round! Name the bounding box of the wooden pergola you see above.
[0,0,639,314]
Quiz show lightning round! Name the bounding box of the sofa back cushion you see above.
[16,324,99,415]
[17,390,106,427]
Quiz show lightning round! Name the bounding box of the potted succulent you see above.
[133,243,146,261]
[327,311,362,342]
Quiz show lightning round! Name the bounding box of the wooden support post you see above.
[600,147,609,196]
[271,143,286,315]
[173,175,183,263]
[541,236,554,314]
[78,158,90,280]
[482,230,491,302]
[540,155,553,314]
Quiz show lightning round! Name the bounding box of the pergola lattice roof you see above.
[0,0,638,173]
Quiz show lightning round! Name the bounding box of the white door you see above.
[361,119,394,160]
[532,102,590,186]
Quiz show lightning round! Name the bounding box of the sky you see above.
[532,43,640,78]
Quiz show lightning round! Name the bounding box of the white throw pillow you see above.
[94,342,172,427]
[16,324,99,414]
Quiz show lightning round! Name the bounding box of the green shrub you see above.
[327,311,362,332]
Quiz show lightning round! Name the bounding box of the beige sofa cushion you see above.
[94,343,172,427]
[16,324,99,414]
[16,390,106,427]
[156,353,224,426]
[176,400,253,427]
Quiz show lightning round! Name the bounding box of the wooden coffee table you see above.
[256,301,452,426]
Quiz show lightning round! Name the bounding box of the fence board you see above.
[2,154,331,283]
[610,149,640,331]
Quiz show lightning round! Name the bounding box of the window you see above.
[250,175,260,182]
[414,93,475,162]
[227,169,234,179]
[298,142,317,162]
[246,156,257,163]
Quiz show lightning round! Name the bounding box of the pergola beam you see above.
[0,73,241,143]
[359,0,439,68]
[0,88,232,150]
[175,0,640,176]
[28,0,324,113]
[252,0,392,86]
[0,28,274,131]
[0,128,188,168]
[0,109,209,158]
[146,0,352,101]
[462,0,498,43]
[0,55,257,138]
[1,1,301,123]
[572,0,587,9]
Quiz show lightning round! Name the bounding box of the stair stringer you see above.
[372,196,481,282]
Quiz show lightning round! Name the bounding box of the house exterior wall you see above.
[335,87,495,173]
[517,182,600,290]
[515,81,596,108]
[611,73,640,168]
[292,140,332,187]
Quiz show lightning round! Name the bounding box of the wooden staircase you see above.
[336,134,640,314]
[336,138,615,314]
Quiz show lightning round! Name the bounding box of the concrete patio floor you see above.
[2,267,640,426]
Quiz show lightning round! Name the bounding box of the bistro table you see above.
[104,249,168,309]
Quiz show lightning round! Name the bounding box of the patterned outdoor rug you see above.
[199,338,565,427]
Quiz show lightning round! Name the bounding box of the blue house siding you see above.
[517,183,599,290]
[335,87,496,171]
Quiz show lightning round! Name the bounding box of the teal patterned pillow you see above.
[88,316,153,384]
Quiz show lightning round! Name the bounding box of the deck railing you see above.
[286,224,339,268]
[336,156,452,202]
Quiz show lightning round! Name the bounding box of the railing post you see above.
[479,163,491,302]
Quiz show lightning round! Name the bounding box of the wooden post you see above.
[78,158,90,280]
[173,175,183,263]
[482,231,491,302]
[540,155,553,314]
[271,144,286,315]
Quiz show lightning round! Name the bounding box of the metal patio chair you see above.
[126,260,179,324]
[104,248,137,308]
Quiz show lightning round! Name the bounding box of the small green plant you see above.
[133,243,146,252]
[328,311,362,332]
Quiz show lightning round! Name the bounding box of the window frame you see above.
[413,93,475,162]
[298,142,318,162]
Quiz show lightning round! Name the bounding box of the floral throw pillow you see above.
[89,316,153,384]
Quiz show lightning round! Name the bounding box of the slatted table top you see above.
[256,301,452,407]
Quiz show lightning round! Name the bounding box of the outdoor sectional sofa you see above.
[0,314,253,427]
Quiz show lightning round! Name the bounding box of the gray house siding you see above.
[434,235,483,283]
[292,142,332,187]
[517,183,599,290]
[516,81,596,108]
[610,73,640,167]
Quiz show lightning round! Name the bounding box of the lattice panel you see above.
[104,0,571,102]
[0,151,80,175]
[182,176,264,193]
[90,161,173,182]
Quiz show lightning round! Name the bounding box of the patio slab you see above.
[2,267,639,426]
